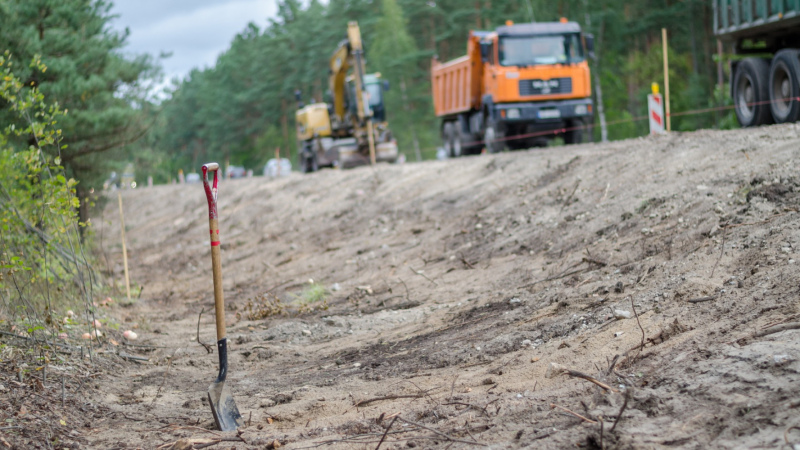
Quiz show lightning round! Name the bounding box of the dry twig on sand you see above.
[688,294,718,303]
[710,225,727,278]
[523,257,606,288]
[549,403,596,424]
[606,355,620,375]
[374,416,398,450]
[631,297,645,362]
[354,394,424,407]
[753,322,800,338]
[196,308,213,354]
[609,388,632,433]
[443,401,492,417]
[561,180,581,212]
[458,252,475,269]
[409,266,438,286]
[395,416,484,446]
[151,349,181,406]
[785,425,800,446]
[545,362,618,392]
[156,435,249,450]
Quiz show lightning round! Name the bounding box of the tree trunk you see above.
[280,98,290,161]
[524,0,535,22]
[594,67,609,143]
[400,78,422,162]
[583,0,608,142]
[689,5,699,75]
[77,185,89,242]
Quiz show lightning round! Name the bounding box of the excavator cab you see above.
[346,74,389,123]
[364,74,389,123]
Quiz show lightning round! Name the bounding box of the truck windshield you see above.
[498,34,584,66]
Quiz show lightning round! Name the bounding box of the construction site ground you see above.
[86,125,800,449]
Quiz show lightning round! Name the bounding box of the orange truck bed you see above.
[431,34,483,117]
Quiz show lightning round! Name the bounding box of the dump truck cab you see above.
[482,22,592,126]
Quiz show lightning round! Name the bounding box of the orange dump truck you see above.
[431,21,594,155]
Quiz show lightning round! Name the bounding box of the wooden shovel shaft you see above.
[209,217,225,340]
[202,163,226,342]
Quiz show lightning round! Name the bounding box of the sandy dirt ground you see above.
[81,124,800,449]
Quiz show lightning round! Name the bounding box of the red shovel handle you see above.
[202,162,220,219]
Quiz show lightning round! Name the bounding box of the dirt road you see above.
[90,125,800,449]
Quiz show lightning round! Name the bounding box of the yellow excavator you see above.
[295,21,398,172]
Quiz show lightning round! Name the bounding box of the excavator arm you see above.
[328,21,372,127]
[329,42,350,122]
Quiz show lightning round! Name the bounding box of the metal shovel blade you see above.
[207,379,243,431]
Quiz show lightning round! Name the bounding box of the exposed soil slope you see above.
[90,124,800,449]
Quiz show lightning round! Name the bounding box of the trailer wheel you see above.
[733,58,773,127]
[769,49,800,124]
[483,120,505,153]
[450,124,465,157]
[442,122,455,157]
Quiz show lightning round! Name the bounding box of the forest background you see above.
[2,0,735,196]
[149,0,734,181]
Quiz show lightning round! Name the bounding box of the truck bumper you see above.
[493,98,594,125]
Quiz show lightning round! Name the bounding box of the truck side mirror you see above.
[383,80,390,91]
[584,34,596,59]
[480,42,491,62]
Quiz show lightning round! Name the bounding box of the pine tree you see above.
[371,0,429,161]
[0,0,158,222]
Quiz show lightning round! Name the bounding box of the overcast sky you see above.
[109,0,280,85]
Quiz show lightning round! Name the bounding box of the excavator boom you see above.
[346,22,370,122]
[329,21,372,126]
[329,43,349,122]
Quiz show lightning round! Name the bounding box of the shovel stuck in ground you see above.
[201,162,243,431]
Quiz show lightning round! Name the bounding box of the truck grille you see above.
[519,78,572,96]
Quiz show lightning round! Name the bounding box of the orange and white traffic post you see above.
[648,83,666,135]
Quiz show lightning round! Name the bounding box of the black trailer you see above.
[714,0,800,126]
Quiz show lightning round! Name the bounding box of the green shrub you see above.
[0,53,95,343]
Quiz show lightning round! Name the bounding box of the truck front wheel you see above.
[769,49,800,124]
[733,58,773,127]
[564,119,584,145]
[483,120,505,153]
[300,143,318,173]
[442,122,455,157]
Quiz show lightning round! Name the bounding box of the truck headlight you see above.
[507,108,520,119]
[574,105,588,115]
